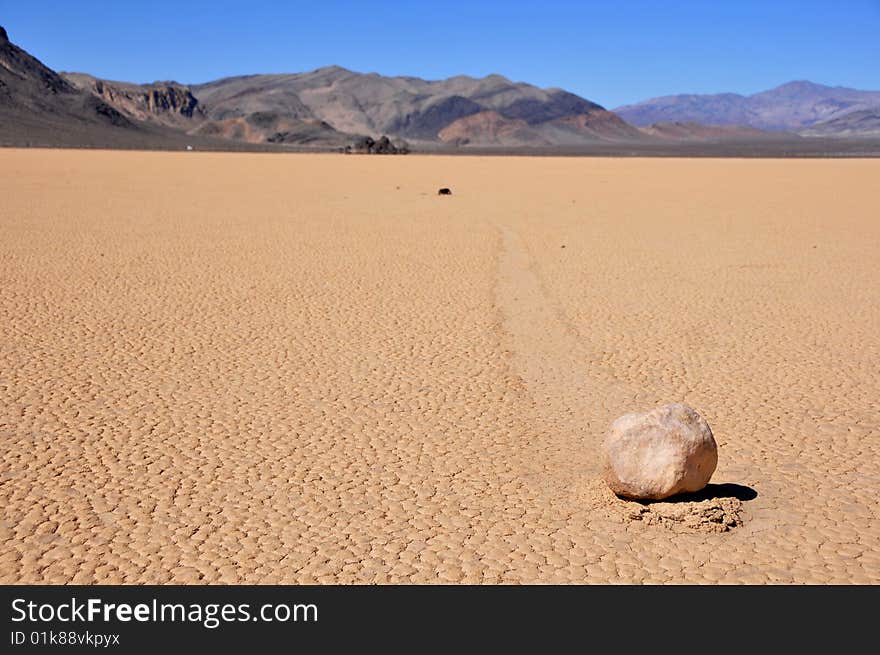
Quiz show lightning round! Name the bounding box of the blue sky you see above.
[2,0,879,107]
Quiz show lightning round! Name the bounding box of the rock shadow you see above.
[648,482,757,505]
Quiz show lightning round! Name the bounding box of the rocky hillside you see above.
[60,71,359,147]
[0,26,241,149]
[801,109,880,137]
[0,27,366,149]
[0,25,135,140]
[62,73,203,128]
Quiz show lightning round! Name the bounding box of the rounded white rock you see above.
[603,403,718,500]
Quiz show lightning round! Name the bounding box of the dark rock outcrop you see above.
[65,74,203,126]
[347,135,409,154]
[143,84,199,117]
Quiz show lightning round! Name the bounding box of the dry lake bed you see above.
[1,149,878,583]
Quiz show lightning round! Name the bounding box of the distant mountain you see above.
[0,26,358,149]
[61,71,356,147]
[5,23,875,152]
[0,26,252,149]
[55,61,644,148]
[616,81,880,134]
[190,67,643,146]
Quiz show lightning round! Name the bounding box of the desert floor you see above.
[1,150,878,584]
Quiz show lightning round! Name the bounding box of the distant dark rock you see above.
[437,188,452,195]
[0,26,8,42]
[372,135,395,153]
[348,136,373,153]
[348,135,409,154]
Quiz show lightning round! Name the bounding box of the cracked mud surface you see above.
[1,151,878,583]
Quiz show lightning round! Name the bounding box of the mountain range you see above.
[615,81,880,133]
[186,67,647,147]
[2,25,879,151]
